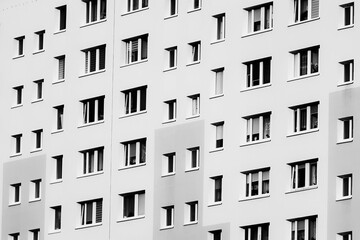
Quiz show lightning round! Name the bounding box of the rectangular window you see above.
[338,232,352,240]
[165,46,177,69]
[188,94,200,117]
[242,223,269,240]
[291,102,319,133]
[338,117,353,142]
[120,191,145,219]
[80,147,104,175]
[83,0,107,24]
[244,112,271,143]
[56,5,67,31]
[164,99,177,122]
[243,168,270,197]
[186,147,200,171]
[337,174,352,199]
[168,0,178,16]
[185,201,198,224]
[341,3,354,27]
[127,0,148,12]
[162,152,176,176]
[290,216,317,240]
[30,179,41,201]
[124,34,148,64]
[9,233,20,240]
[122,138,146,167]
[81,96,105,124]
[212,68,224,96]
[246,3,273,33]
[122,86,147,115]
[79,199,103,226]
[12,134,22,155]
[55,55,65,81]
[13,85,23,106]
[209,230,222,240]
[54,105,64,131]
[244,57,271,88]
[83,45,106,74]
[161,205,174,228]
[29,229,40,240]
[290,159,317,190]
[9,183,21,204]
[214,14,225,40]
[293,0,319,23]
[35,30,45,51]
[192,0,201,10]
[340,60,354,84]
[32,129,43,150]
[211,122,224,149]
[15,36,25,56]
[51,206,62,230]
[211,176,222,203]
[53,155,63,181]
[34,80,43,100]
[189,41,201,63]
[292,46,319,78]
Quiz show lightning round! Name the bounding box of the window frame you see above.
[337,174,352,200]
[289,215,317,240]
[78,198,103,227]
[56,5,67,31]
[81,96,105,125]
[162,152,176,176]
[338,231,352,240]
[50,206,62,231]
[9,183,21,205]
[126,0,149,13]
[241,223,270,240]
[290,102,319,134]
[12,134,22,155]
[243,112,271,144]
[55,55,66,82]
[9,233,20,240]
[291,46,320,80]
[338,117,353,143]
[241,168,270,199]
[161,205,174,229]
[13,85,24,107]
[186,147,200,171]
[187,94,200,118]
[34,30,45,52]
[164,99,177,122]
[184,201,198,225]
[165,46,177,70]
[33,79,43,101]
[340,2,354,28]
[32,129,43,151]
[289,159,318,191]
[29,179,41,201]
[167,0,178,17]
[293,0,319,24]
[80,146,104,176]
[119,190,146,220]
[188,41,201,64]
[339,60,354,85]
[82,0,107,24]
[29,229,40,240]
[121,86,147,116]
[52,155,63,182]
[244,57,271,89]
[54,105,64,131]
[245,2,273,34]
[213,13,226,41]
[14,36,25,57]
[123,34,148,65]
[211,122,224,150]
[82,44,106,75]
[211,68,224,97]
[210,176,223,204]
[121,138,147,168]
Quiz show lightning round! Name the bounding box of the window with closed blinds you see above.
[80,199,103,226]
[55,55,65,80]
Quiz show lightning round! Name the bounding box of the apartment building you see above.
[0,0,357,239]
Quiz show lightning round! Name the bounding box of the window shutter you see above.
[85,51,89,73]
[311,0,319,18]
[59,57,65,80]
[96,200,103,223]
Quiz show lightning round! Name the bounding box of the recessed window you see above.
[162,152,176,176]
[9,183,21,205]
[124,34,148,64]
[246,3,273,34]
[188,94,200,117]
[293,0,319,23]
[121,138,146,168]
[338,231,352,240]
[186,147,200,171]
[32,129,43,150]
[12,134,22,155]
[9,233,20,240]
[120,191,145,219]
[214,14,225,41]
[165,46,177,69]
[83,0,107,24]
[122,86,147,115]
[50,206,62,231]
[35,30,45,51]
[191,0,201,10]
[188,41,201,63]
[52,155,63,181]
[127,0,148,12]
[337,174,352,200]
[29,179,41,201]
[54,105,64,131]
[289,159,317,190]
[291,102,319,133]
[209,230,222,240]
[56,5,67,31]
[340,60,354,84]
[290,216,317,240]
[211,122,224,149]
[244,57,271,88]
[244,112,271,143]
[55,55,65,81]
[243,168,270,198]
[164,99,177,122]
[184,201,198,224]
[14,36,25,57]
[341,3,354,27]
[338,117,353,142]
[161,205,174,228]
[292,46,319,79]
[168,0,178,16]
[29,229,40,240]
[79,198,103,226]
[80,147,104,176]
[210,176,222,203]
[33,79,43,100]
[81,96,105,125]
[13,85,23,106]
[242,223,269,240]
[211,68,224,96]
[83,45,106,74]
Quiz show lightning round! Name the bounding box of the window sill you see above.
[164,14,178,20]
[117,215,145,223]
[163,67,177,72]
[186,114,200,120]
[240,138,271,147]
[336,196,352,202]
[210,39,225,45]
[186,61,201,67]
[50,179,63,185]
[121,7,149,16]
[338,24,354,31]
[160,226,174,230]
[239,194,270,202]
[337,138,353,144]
[29,198,41,203]
[185,167,199,173]
[288,72,320,82]
[33,49,45,55]
[77,171,104,179]
[13,54,25,60]
[187,8,201,13]
[121,59,148,68]
[80,19,107,28]
[285,185,318,194]
[287,128,319,137]
[338,81,354,87]
[48,230,61,235]
[240,83,271,92]
[79,69,106,78]
[10,153,22,158]
[8,202,21,207]
[11,104,23,109]
[119,110,147,119]
[30,148,43,153]
[31,98,43,104]
[242,28,273,38]
[162,119,176,124]
[161,172,176,177]
[54,29,66,35]
[208,201,222,207]
[78,120,105,128]
[184,221,198,226]
[75,222,102,230]
[118,163,146,171]
[52,79,65,85]
[209,93,224,99]
[51,129,64,134]
[288,17,320,27]
[209,147,224,153]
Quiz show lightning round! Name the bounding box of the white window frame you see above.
[81,96,105,125]
[338,117,353,143]
[209,230,222,240]
[337,231,352,240]
[124,34,148,64]
[340,60,354,85]
[340,3,354,28]
[127,0,149,13]
[29,229,40,240]
[290,216,317,240]
[165,46,177,70]
[290,102,319,134]
[80,147,104,176]
[32,129,43,151]
[242,168,270,199]
[210,176,222,204]
[289,159,317,191]
[78,198,103,227]
[122,86,147,115]
[292,46,319,79]
[246,3,273,34]
[82,0,107,24]
[214,13,225,41]
[337,174,352,200]
[12,134,22,155]
[9,183,21,205]
[13,85,23,106]
[211,68,224,97]
[55,55,65,82]
[167,0,178,17]
[293,0,319,23]
[187,94,200,117]
[244,112,271,143]
[121,138,146,168]
[34,30,45,52]
[164,99,177,122]
[56,5,67,31]
[244,57,271,89]
[29,179,41,201]
[14,36,25,57]
[9,233,20,240]
[161,205,174,229]
[162,152,176,176]
[184,201,198,225]
[120,191,145,220]
[52,155,63,182]
[83,45,106,74]
[190,0,201,11]
[33,79,43,101]
[186,147,200,171]
[242,223,270,240]
[211,122,224,150]
[188,41,201,64]
[50,206,62,231]
[54,105,64,131]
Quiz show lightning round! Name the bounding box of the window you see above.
[289,159,317,190]
[292,46,319,78]
[168,0,178,16]
[162,152,176,176]
[30,179,41,201]
[212,68,224,96]
[210,176,222,203]
[51,206,62,231]
[122,86,147,115]
[15,36,25,56]
[340,60,354,84]
[293,0,319,23]
[214,14,225,40]
[341,3,354,27]
[83,45,106,74]
[189,41,201,63]
[32,129,43,150]
[337,174,352,199]
[35,30,45,51]
[13,85,23,106]
[184,201,198,224]
[244,57,271,88]
[124,34,148,64]
[161,205,174,228]
[243,168,270,198]
[291,102,319,133]
[127,0,148,12]
[246,3,273,33]
[164,99,177,122]
[9,183,21,204]
[81,96,105,124]
[120,191,145,219]
[338,232,352,240]
[54,105,64,131]
[9,233,20,240]
[211,122,224,149]
[191,0,201,10]
[121,138,146,167]
[244,112,271,143]
[188,94,200,117]
[80,147,104,175]
[29,229,40,240]
[338,117,353,142]
[79,199,103,226]
[53,155,63,181]
[33,80,43,100]
[12,134,22,155]
[290,216,317,240]
[56,5,67,31]
[209,230,222,240]
[83,0,107,24]
[242,223,269,240]
[186,147,200,171]
[55,55,65,81]
[165,47,177,69]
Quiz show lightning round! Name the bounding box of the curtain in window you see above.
[55,208,61,229]
[214,178,222,201]
[216,124,223,148]
[131,39,139,62]
[100,0,107,19]
[215,70,223,95]
[261,224,269,240]
[251,173,259,195]
[297,220,305,240]
[310,163,317,186]
[252,117,260,141]
[299,108,307,131]
[129,142,137,165]
[138,192,145,216]
[300,51,308,76]
[263,115,270,139]
[311,49,319,73]
[300,0,309,21]
[253,8,261,31]
[141,37,148,60]
[97,149,104,171]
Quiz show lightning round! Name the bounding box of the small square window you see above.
[161,205,174,228]
[337,174,352,200]
[9,183,21,205]
[35,30,45,51]
[162,152,176,176]
[121,138,146,167]
[186,147,200,171]
[79,198,103,226]
[164,99,177,122]
[83,45,106,74]
[127,0,148,12]
[165,46,177,69]
[124,34,148,64]
[29,179,41,201]
[292,46,319,79]
[14,36,25,57]
[122,86,147,115]
[214,14,225,41]
[13,85,23,106]
[246,3,273,34]
[338,117,353,142]
[81,96,105,125]
[9,233,20,240]
[33,80,43,101]
[120,191,145,219]
[80,147,104,176]
[338,231,352,240]
[291,102,319,133]
[187,94,200,117]
[242,223,269,240]
[184,201,198,224]
[211,122,224,149]
[55,55,65,81]
[56,5,67,31]
[340,60,354,84]
[54,105,64,131]
[52,155,63,181]
[209,230,222,240]
[210,176,222,204]
[12,134,22,155]
[29,229,40,240]
[244,57,271,88]
[32,129,43,150]
[289,159,317,190]
[211,68,224,96]
[50,206,62,231]
[293,0,319,23]
[341,3,354,27]
[244,112,271,143]
[188,41,201,63]
[83,0,107,24]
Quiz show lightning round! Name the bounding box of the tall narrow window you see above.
[56,5,67,31]
[189,41,201,63]
[341,3,354,27]
[15,36,25,56]
[165,47,177,69]
[242,223,269,240]
[35,30,45,51]
[340,60,354,84]
[244,112,271,143]
[53,155,63,181]
[291,102,319,133]
[79,199,103,226]
[83,0,107,23]
[290,216,317,240]
[210,176,223,203]
[211,122,224,149]
[292,46,319,78]
[186,147,200,171]
[32,129,43,150]
[12,134,22,155]
[80,147,104,175]
[13,85,23,106]
[122,138,146,167]
[34,80,43,100]
[337,174,352,199]
[162,152,176,176]
[246,3,273,33]
[55,55,65,81]
[120,191,145,219]
[9,183,21,204]
[338,232,352,240]
[124,34,148,64]
[214,14,225,40]
[185,201,198,224]
[243,168,270,198]
[83,45,106,74]
[209,230,222,240]
[51,206,62,231]
[212,68,224,96]
[338,117,353,142]
[81,96,105,124]
[289,159,317,190]
[293,0,319,23]
[192,0,201,10]
[168,0,178,16]
[188,94,200,117]
[164,99,177,122]
[122,86,147,115]
[29,229,40,240]
[9,233,20,240]
[161,205,174,228]
[54,105,64,131]
[244,57,271,88]
[30,179,41,201]
[127,0,148,12]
